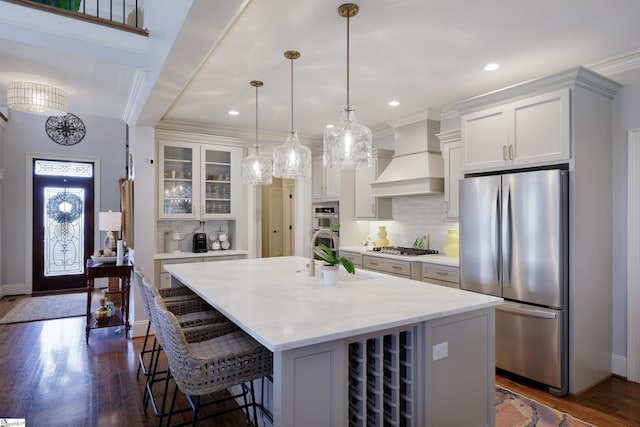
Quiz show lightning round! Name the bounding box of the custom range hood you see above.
[371,118,444,197]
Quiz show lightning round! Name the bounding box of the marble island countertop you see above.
[340,246,459,267]
[164,256,500,352]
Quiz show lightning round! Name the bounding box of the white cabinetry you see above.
[155,253,247,288]
[312,156,340,201]
[158,137,242,219]
[422,262,460,289]
[363,255,412,278]
[340,250,363,268]
[437,130,462,221]
[461,88,570,173]
[355,149,393,220]
[454,66,621,394]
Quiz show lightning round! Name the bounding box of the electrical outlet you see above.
[433,342,448,361]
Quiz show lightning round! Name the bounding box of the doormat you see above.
[496,386,595,426]
[0,293,86,324]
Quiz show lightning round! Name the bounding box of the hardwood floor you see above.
[1,297,639,426]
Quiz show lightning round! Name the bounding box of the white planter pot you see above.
[321,264,339,286]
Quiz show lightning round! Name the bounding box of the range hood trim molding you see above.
[370,176,444,197]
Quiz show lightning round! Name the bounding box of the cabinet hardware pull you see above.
[436,271,448,276]
[509,144,514,160]
[444,200,449,213]
[369,261,379,265]
[392,265,402,269]
[503,145,507,161]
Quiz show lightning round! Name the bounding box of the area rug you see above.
[0,293,86,324]
[496,386,595,426]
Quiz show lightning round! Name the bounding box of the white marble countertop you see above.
[154,249,248,260]
[164,256,500,352]
[340,246,460,267]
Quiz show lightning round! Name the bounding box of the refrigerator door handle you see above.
[498,302,558,319]
[502,184,511,288]
[491,185,500,284]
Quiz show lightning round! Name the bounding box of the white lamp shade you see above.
[7,81,68,116]
[99,211,122,232]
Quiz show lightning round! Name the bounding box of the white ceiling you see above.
[2,0,640,140]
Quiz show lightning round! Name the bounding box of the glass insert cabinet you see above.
[158,139,242,219]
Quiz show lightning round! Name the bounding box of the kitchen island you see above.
[164,256,502,427]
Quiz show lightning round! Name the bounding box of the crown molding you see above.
[589,48,640,79]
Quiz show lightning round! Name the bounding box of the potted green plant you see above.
[313,243,355,285]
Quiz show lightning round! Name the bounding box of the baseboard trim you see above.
[130,319,150,338]
[611,353,627,378]
[0,283,28,298]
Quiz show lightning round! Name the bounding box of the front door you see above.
[32,159,94,292]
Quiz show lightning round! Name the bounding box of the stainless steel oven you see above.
[312,202,339,253]
[312,202,339,230]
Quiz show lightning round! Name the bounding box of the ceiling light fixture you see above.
[388,100,400,107]
[241,80,273,185]
[7,81,68,116]
[272,50,312,179]
[484,63,500,71]
[323,3,372,170]
[228,110,239,116]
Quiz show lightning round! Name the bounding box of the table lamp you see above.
[99,210,122,249]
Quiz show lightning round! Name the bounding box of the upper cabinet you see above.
[158,136,242,220]
[354,149,393,220]
[460,88,570,173]
[437,130,461,221]
[313,156,341,201]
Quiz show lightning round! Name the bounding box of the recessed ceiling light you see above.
[228,110,239,116]
[484,63,500,71]
[388,100,400,107]
[326,124,334,129]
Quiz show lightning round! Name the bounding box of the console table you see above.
[85,258,132,342]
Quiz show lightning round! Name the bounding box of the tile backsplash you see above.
[366,195,458,253]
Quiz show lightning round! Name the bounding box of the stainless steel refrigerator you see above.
[459,168,568,395]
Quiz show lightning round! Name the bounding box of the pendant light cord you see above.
[290,56,294,130]
[346,13,350,109]
[255,84,259,149]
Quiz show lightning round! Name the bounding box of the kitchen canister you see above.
[443,228,459,257]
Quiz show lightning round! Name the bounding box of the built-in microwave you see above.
[312,202,339,230]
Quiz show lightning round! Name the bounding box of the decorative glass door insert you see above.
[43,187,85,276]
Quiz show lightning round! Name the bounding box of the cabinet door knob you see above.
[509,144,514,160]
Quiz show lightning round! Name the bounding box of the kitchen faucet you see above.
[310,228,339,277]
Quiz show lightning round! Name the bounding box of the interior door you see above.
[33,159,94,292]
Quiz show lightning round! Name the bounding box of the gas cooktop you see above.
[372,246,439,256]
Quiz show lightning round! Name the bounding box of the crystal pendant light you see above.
[323,3,372,169]
[241,80,273,185]
[273,50,312,179]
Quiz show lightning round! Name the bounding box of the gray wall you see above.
[611,68,640,361]
[1,110,125,292]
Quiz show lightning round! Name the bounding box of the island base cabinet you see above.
[424,308,495,427]
[273,340,347,427]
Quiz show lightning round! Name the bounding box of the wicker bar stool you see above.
[139,276,234,424]
[134,266,200,379]
[153,296,273,427]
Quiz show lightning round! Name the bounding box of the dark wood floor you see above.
[1,295,639,426]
